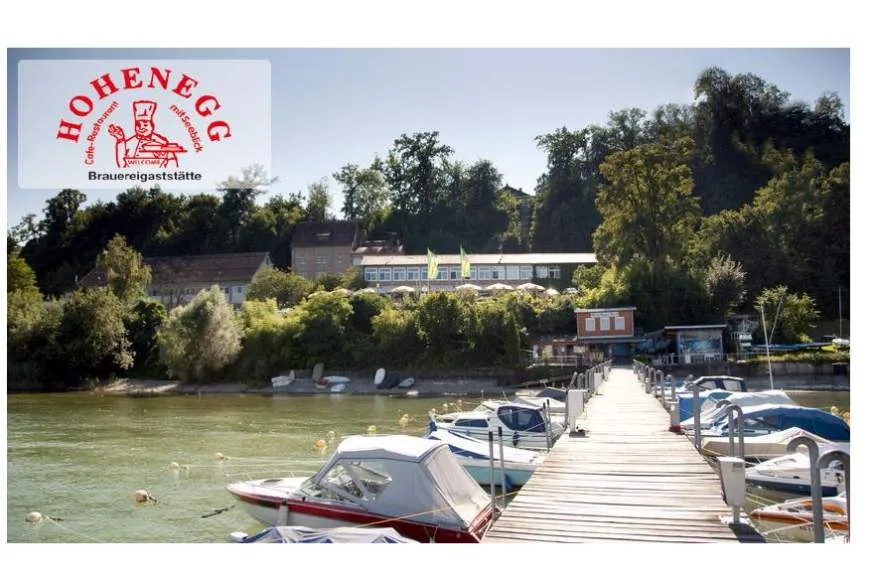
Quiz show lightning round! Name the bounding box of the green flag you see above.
[460,246,471,279]
[427,249,439,280]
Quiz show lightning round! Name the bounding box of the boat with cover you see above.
[225,434,496,543]
[749,492,848,543]
[230,525,417,543]
[680,390,796,431]
[674,376,747,421]
[432,400,564,450]
[698,404,850,442]
[699,426,833,462]
[423,420,545,490]
[744,442,849,495]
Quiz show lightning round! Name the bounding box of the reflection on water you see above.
[6,389,849,543]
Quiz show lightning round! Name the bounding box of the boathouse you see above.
[573,306,641,364]
[644,324,727,365]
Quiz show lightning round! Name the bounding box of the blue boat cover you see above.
[709,404,850,441]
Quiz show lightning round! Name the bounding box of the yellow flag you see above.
[460,246,471,279]
[427,249,439,280]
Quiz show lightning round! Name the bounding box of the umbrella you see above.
[516,282,545,292]
[332,288,352,296]
[485,283,514,292]
[353,288,378,295]
[544,288,560,296]
[455,283,482,292]
[391,285,417,293]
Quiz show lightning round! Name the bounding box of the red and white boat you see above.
[749,492,849,543]
[226,434,497,543]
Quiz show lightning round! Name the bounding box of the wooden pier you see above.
[484,366,764,543]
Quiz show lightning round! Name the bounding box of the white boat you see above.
[700,426,833,462]
[698,404,850,441]
[745,443,849,495]
[226,434,496,543]
[230,525,418,543]
[750,492,849,543]
[423,423,545,490]
[433,400,564,451]
[271,371,295,388]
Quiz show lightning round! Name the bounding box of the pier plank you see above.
[483,366,765,543]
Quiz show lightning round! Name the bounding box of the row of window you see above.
[298,255,345,266]
[363,265,562,283]
[584,316,627,332]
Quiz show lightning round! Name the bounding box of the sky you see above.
[1,1,865,576]
[4,46,851,228]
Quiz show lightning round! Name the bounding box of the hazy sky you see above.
[5,47,850,229]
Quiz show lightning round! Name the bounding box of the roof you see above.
[291,221,358,248]
[575,306,637,313]
[358,252,596,267]
[78,252,271,287]
[502,185,533,199]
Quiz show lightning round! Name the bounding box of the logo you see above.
[19,60,271,189]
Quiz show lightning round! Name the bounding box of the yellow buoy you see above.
[326,430,336,442]
[213,452,229,461]
[831,406,840,416]
[170,461,180,470]
[314,439,327,449]
[398,414,409,428]
[133,489,157,504]
[367,425,377,435]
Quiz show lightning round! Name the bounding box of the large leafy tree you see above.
[218,164,278,247]
[7,251,40,295]
[334,163,391,234]
[246,267,314,309]
[157,286,242,382]
[754,286,820,344]
[96,234,152,303]
[704,254,747,320]
[594,137,700,268]
[55,288,134,385]
[385,131,454,218]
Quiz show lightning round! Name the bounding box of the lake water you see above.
[5,388,849,544]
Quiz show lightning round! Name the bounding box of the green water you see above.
[5,389,849,543]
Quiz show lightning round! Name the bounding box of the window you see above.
[599,317,610,331]
[454,419,489,428]
[506,265,520,280]
[365,268,378,282]
[548,266,561,279]
[235,286,243,294]
[299,256,307,265]
[392,267,406,281]
[478,266,492,280]
[316,255,328,265]
[585,317,596,332]
[336,255,344,264]
[437,266,447,280]
[614,316,625,331]
[407,268,420,281]
[519,266,533,280]
[535,265,548,278]
[469,266,477,280]
[492,266,505,280]
[497,407,546,433]
[449,266,460,280]
[378,268,391,282]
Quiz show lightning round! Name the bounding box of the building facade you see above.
[354,252,596,292]
[78,251,272,308]
[290,221,359,280]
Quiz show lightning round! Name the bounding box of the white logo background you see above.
[18,60,271,188]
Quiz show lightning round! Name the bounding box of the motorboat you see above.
[698,404,850,442]
[749,492,848,543]
[226,434,496,543]
[673,376,747,421]
[699,426,833,462]
[745,443,849,495]
[230,525,418,543]
[423,421,545,490]
[680,390,796,430]
[432,400,565,450]
[271,371,295,389]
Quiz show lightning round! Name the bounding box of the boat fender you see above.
[512,431,520,447]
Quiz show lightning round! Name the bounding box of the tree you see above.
[7,251,40,295]
[218,164,278,247]
[246,267,314,309]
[124,299,168,378]
[594,137,700,268]
[55,288,134,385]
[96,234,152,302]
[305,179,331,222]
[293,291,353,367]
[754,286,820,344]
[157,286,242,382]
[385,131,454,218]
[705,254,747,319]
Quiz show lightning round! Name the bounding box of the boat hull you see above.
[227,483,491,543]
[459,459,535,489]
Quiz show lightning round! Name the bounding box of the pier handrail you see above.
[818,449,850,543]
[785,437,828,543]
[723,403,745,459]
